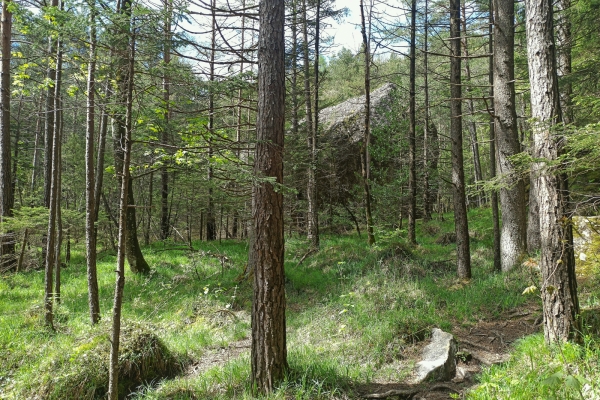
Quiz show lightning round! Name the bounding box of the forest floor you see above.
[1,208,599,399]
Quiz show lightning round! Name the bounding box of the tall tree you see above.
[422,0,432,223]
[488,0,501,272]
[112,0,150,273]
[302,0,318,248]
[0,0,14,270]
[450,0,471,279]
[360,0,375,246]
[494,0,527,271]
[408,0,417,244]
[251,0,287,392]
[525,0,580,342]
[461,4,483,206]
[85,1,100,324]
[206,0,217,241]
[555,0,573,124]
[160,0,173,240]
[108,3,136,397]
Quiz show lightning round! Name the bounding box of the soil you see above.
[183,302,542,399]
[356,301,542,399]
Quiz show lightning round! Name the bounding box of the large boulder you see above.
[414,328,457,383]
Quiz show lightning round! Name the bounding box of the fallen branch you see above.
[296,248,318,267]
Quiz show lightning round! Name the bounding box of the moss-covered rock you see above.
[16,322,182,400]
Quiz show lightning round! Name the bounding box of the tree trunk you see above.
[555,0,572,125]
[205,0,217,242]
[360,0,375,246]
[85,2,100,324]
[111,0,149,274]
[251,0,287,392]
[310,0,321,249]
[43,0,59,208]
[0,0,14,270]
[461,4,483,207]
[525,0,580,342]
[160,0,172,241]
[408,0,417,244]
[494,0,527,271]
[488,0,501,272]
[450,0,471,279]
[422,0,431,223]
[302,0,319,248]
[108,11,136,399]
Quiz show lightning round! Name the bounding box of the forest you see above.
[1,0,600,398]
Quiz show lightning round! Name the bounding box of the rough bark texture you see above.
[450,0,471,279]
[108,14,136,399]
[525,0,580,342]
[408,0,417,244]
[494,0,527,271]
[160,0,172,241]
[85,3,100,324]
[0,0,14,269]
[251,0,287,392]
[488,0,501,272]
[555,0,573,125]
[206,0,217,242]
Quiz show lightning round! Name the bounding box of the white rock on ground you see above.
[413,328,457,383]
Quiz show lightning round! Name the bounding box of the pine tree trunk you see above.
[251,0,287,391]
[422,0,431,223]
[450,0,471,279]
[0,0,15,270]
[408,0,417,244]
[206,0,217,241]
[494,0,527,271]
[108,14,136,399]
[555,0,572,125]
[85,2,100,324]
[488,0,501,272]
[525,0,580,342]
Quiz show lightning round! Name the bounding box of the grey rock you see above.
[414,328,457,383]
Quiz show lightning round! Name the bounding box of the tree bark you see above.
[160,0,172,241]
[461,4,483,207]
[0,0,14,270]
[555,0,572,125]
[86,2,100,324]
[525,0,580,342]
[494,0,527,271]
[251,0,287,392]
[302,0,319,248]
[360,0,375,246]
[450,0,471,279]
[422,0,431,223]
[108,11,136,399]
[408,0,417,244]
[488,0,501,272]
[206,0,217,241]
[111,0,149,274]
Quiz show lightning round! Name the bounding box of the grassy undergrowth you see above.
[1,207,598,399]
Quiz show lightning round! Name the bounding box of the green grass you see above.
[2,207,594,399]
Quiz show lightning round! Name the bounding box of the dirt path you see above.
[357,302,542,399]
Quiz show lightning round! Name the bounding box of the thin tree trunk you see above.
[53,77,63,304]
[489,0,501,272]
[360,0,375,246]
[160,0,172,241]
[461,4,483,206]
[251,0,287,391]
[86,2,100,324]
[494,0,528,271]
[310,0,321,249]
[302,0,318,248]
[145,171,153,245]
[525,0,580,342]
[450,0,471,279]
[30,93,44,193]
[408,0,417,244]
[205,0,217,241]
[0,0,14,269]
[555,0,572,125]
[108,13,135,398]
[43,0,59,208]
[422,0,432,223]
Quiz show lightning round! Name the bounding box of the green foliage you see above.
[468,334,599,400]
